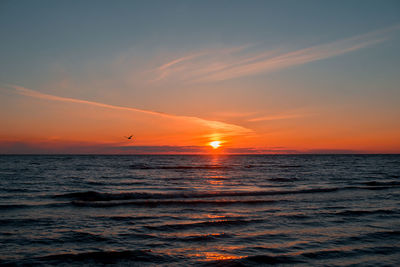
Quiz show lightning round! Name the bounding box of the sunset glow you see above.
[209,141,222,149]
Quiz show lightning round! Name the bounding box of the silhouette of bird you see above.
[125,135,134,140]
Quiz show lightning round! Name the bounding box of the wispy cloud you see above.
[158,53,205,71]
[248,113,309,122]
[152,26,398,83]
[3,84,252,137]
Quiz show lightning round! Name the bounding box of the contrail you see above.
[3,84,252,136]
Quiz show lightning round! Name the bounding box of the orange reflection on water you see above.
[203,154,228,186]
[155,245,244,262]
[207,179,224,185]
[158,232,228,240]
[193,251,244,261]
[206,214,228,219]
[208,154,225,167]
[190,245,244,261]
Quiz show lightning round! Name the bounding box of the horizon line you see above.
[1,152,399,155]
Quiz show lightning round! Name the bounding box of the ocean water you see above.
[0,154,399,266]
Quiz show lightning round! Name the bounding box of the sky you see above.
[1,0,400,154]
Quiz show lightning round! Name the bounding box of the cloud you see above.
[152,26,398,83]
[158,52,205,71]
[3,84,252,138]
[248,113,307,122]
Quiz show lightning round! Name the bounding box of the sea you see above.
[0,154,399,266]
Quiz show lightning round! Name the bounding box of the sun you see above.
[209,141,221,149]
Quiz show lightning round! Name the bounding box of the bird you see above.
[125,135,134,140]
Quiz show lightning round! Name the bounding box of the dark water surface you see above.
[0,155,399,266]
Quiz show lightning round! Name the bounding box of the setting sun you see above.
[209,141,221,149]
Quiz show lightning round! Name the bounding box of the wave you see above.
[0,204,31,210]
[276,165,303,168]
[162,166,229,170]
[97,215,158,221]
[63,231,109,243]
[0,187,32,192]
[335,209,399,216]
[53,185,398,209]
[162,233,232,243]
[54,187,341,202]
[301,249,354,259]
[181,233,232,242]
[204,254,304,266]
[0,217,56,227]
[1,231,109,247]
[361,180,400,187]
[272,209,399,220]
[300,245,400,260]
[86,180,147,186]
[235,233,294,245]
[30,250,172,265]
[128,164,152,169]
[353,230,400,241]
[241,254,304,264]
[72,199,281,207]
[128,164,304,170]
[129,164,230,170]
[0,202,67,210]
[145,218,264,231]
[277,213,310,220]
[268,177,299,182]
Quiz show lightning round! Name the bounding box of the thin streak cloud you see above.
[153,26,398,83]
[248,113,307,122]
[158,52,205,70]
[3,85,252,136]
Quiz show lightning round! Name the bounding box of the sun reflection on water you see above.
[192,251,244,261]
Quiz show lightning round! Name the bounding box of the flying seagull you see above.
[125,135,134,140]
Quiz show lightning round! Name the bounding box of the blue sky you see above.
[1,0,399,86]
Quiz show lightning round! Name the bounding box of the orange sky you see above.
[1,83,399,154]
